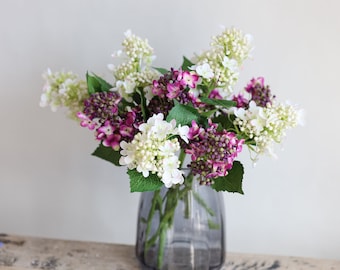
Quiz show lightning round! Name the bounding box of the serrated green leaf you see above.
[200,97,236,108]
[181,56,194,71]
[212,161,244,194]
[91,143,121,166]
[128,169,164,192]
[86,72,112,94]
[166,101,207,126]
[153,67,169,75]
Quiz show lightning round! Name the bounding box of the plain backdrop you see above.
[1,0,340,260]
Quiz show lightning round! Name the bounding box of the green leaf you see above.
[153,67,169,75]
[197,84,208,93]
[91,143,121,166]
[128,169,164,192]
[166,101,207,126]
[200,97,236,108]
[86,72,112,94]
[213,114,236,131]
[212,161,244,194]
[181,56,194,71]
[201,109,217,118]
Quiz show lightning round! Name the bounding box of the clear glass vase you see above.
[135,174,226,270]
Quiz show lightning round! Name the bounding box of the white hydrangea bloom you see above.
[112,78,136,102]
[109,30,158,101]
[119,113,189,188]
[234,101,266,137]
[159,140,180,156]
[40,69,88,119]
[233,101,301,158]
[222,56,239,73]
[210,27,253,64]
[144,85,154,101]
[194,63,214,79]
[162,156,185,187]
[138,113,165,133]
[176,125,190,144]
[193,27,253,96]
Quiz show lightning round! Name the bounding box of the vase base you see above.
[137,246,224,270]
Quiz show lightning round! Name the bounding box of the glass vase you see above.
[135,174,226,270]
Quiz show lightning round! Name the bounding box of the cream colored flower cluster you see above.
[39,69,88,119]
[110,30,159,101]
[193,27,253,96]
[113,68,159,101]
[210,28,252,65]
[233,101,301,157]
[263,103,301,143]
[119,113,189,188]
[122,30,154,62]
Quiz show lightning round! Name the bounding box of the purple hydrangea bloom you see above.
[186,120,244,185]
[245,77,275,107]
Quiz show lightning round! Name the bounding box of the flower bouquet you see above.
[40,27,302,269]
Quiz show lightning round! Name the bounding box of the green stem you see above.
[156,188,179,268]
[137,87,149,121]
[144,190,161,253]
[157,223,168,268]
[183,191,190,219]
[144,187,180,269]
[143,171,220,269]
[178,149,186,169]
[192,191,215,217]
[179,172,194,219]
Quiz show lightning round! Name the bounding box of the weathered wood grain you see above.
[0,234,339,269]
[0,234,138,270]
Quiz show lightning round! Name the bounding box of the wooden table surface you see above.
[0,233,339,270]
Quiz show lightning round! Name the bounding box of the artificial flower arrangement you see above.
[40,27,302,268]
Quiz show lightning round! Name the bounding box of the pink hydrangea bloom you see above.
[232,93,249,108]
[245,77,265,93]
[77,112,98,130]
[208,89,223,99]
[178,70,199,88]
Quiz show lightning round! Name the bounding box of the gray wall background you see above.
[1,0,339,260]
